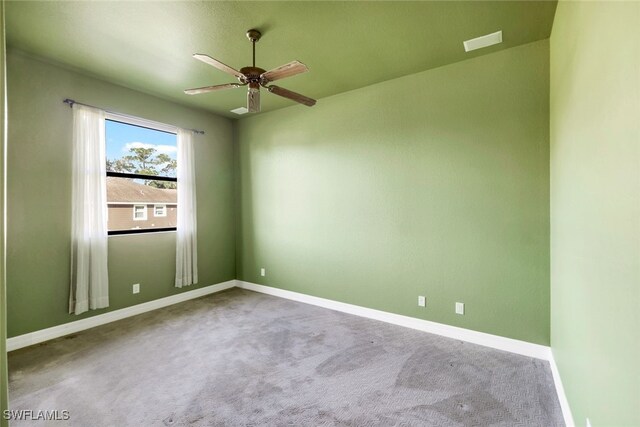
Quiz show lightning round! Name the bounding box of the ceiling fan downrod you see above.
[246,29,261,68]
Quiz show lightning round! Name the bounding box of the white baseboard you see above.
[6,280,236,352]
[236,280,551,360]
[549,351,576,427]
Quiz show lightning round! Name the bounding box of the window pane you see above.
[105,119,178,233]
[107,177,177,231]
[106,119,177,181]
[154,205,166,217]
[133,205,146,220]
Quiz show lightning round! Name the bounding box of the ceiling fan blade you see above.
[267,85,316,107]
[193,54,244,79]
[184,83,242,95]
[261,61,309,82]
[247,87,261,113]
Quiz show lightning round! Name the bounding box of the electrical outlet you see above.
[418,296,426,307]
[455,302,465,315]
[132,283,140,294]
[260,268,266,277]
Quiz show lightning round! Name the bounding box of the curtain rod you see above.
[62,98,205,135]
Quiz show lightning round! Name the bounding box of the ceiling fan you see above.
[184,29,316,113]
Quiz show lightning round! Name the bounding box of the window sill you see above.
[108,227,176,236]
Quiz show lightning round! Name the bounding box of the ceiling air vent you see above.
[463,31,502,52]
[231,107,249,115]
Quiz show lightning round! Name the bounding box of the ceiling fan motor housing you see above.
[239,66,267,85]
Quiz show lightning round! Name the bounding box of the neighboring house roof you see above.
[106,177,177,204]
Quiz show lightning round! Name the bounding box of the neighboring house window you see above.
[133,205,147,221]
[105,115,178,235]
[154,204,167,217]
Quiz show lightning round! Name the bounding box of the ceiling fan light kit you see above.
[185,29,316,113]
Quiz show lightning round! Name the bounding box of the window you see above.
[133,205,147,221]
[105,116,178,235]
[154,204,167,217]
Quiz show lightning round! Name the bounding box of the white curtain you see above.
[175,128,198,288]
[69,104,109,315]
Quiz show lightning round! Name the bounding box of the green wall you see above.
[550,2,640,426]
[1,2,8,425]
[6,50,236,337]
[237,40,551,345]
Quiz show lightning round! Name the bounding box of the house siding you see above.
[108,203,177,231]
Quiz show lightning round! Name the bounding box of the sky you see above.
[105,119,177,167]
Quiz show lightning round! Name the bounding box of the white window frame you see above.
[105,112,178,134]
[133,204,147,221]
[154,204,167,217]
[105,112,178,235]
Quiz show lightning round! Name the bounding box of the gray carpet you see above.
[8,288,564,426]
